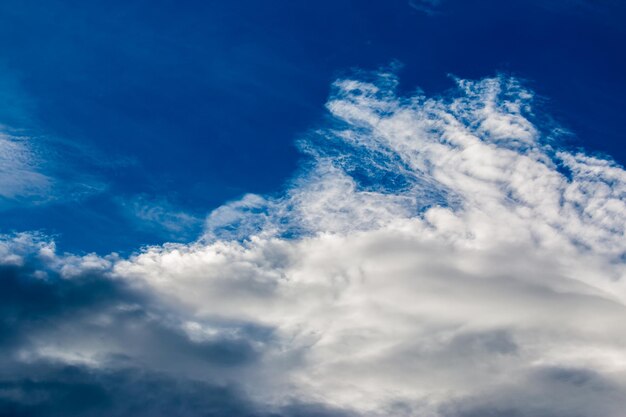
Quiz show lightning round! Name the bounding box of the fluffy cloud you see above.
[2,71,626,416]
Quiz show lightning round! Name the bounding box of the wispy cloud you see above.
[2,70,626,416]
[408,0,444,16]
[121,195,203,240]
[0,131,52,204]
[0,127,108,210]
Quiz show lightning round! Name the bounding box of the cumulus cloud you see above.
[2,70,626,416]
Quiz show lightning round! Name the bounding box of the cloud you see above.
[0,233,353,417]
[2,70,626,416]
[0,128,106,209]
[0,68,107,209]
[0,132,52,203]
[120,195,203,240]
[408,0,444,16]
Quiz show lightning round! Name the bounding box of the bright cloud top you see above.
[2,72,626,417]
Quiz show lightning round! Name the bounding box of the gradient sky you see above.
[1,1,626,417]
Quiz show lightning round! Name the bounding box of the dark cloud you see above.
[0,262,353,417]
[0,365,262,417]
[441,366,626,417]
[0,364,355,417]
[0,263,264,366]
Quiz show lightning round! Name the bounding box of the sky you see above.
[1,1,626,416]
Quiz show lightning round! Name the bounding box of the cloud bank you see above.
[2,71,626,416]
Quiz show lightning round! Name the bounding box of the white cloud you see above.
[121,194,203,239]
[0,132,52,203]
[3,71,626,416]
[408,0,444,16]
[0,128,107,209]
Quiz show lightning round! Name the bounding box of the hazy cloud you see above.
[121,195,203,240]
[0,132,51,203]
[408,0,444,15]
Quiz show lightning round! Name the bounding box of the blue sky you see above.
[0,0,624,253]
[2,2,626,417]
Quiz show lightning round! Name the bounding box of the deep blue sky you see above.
[0,0,624,254]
